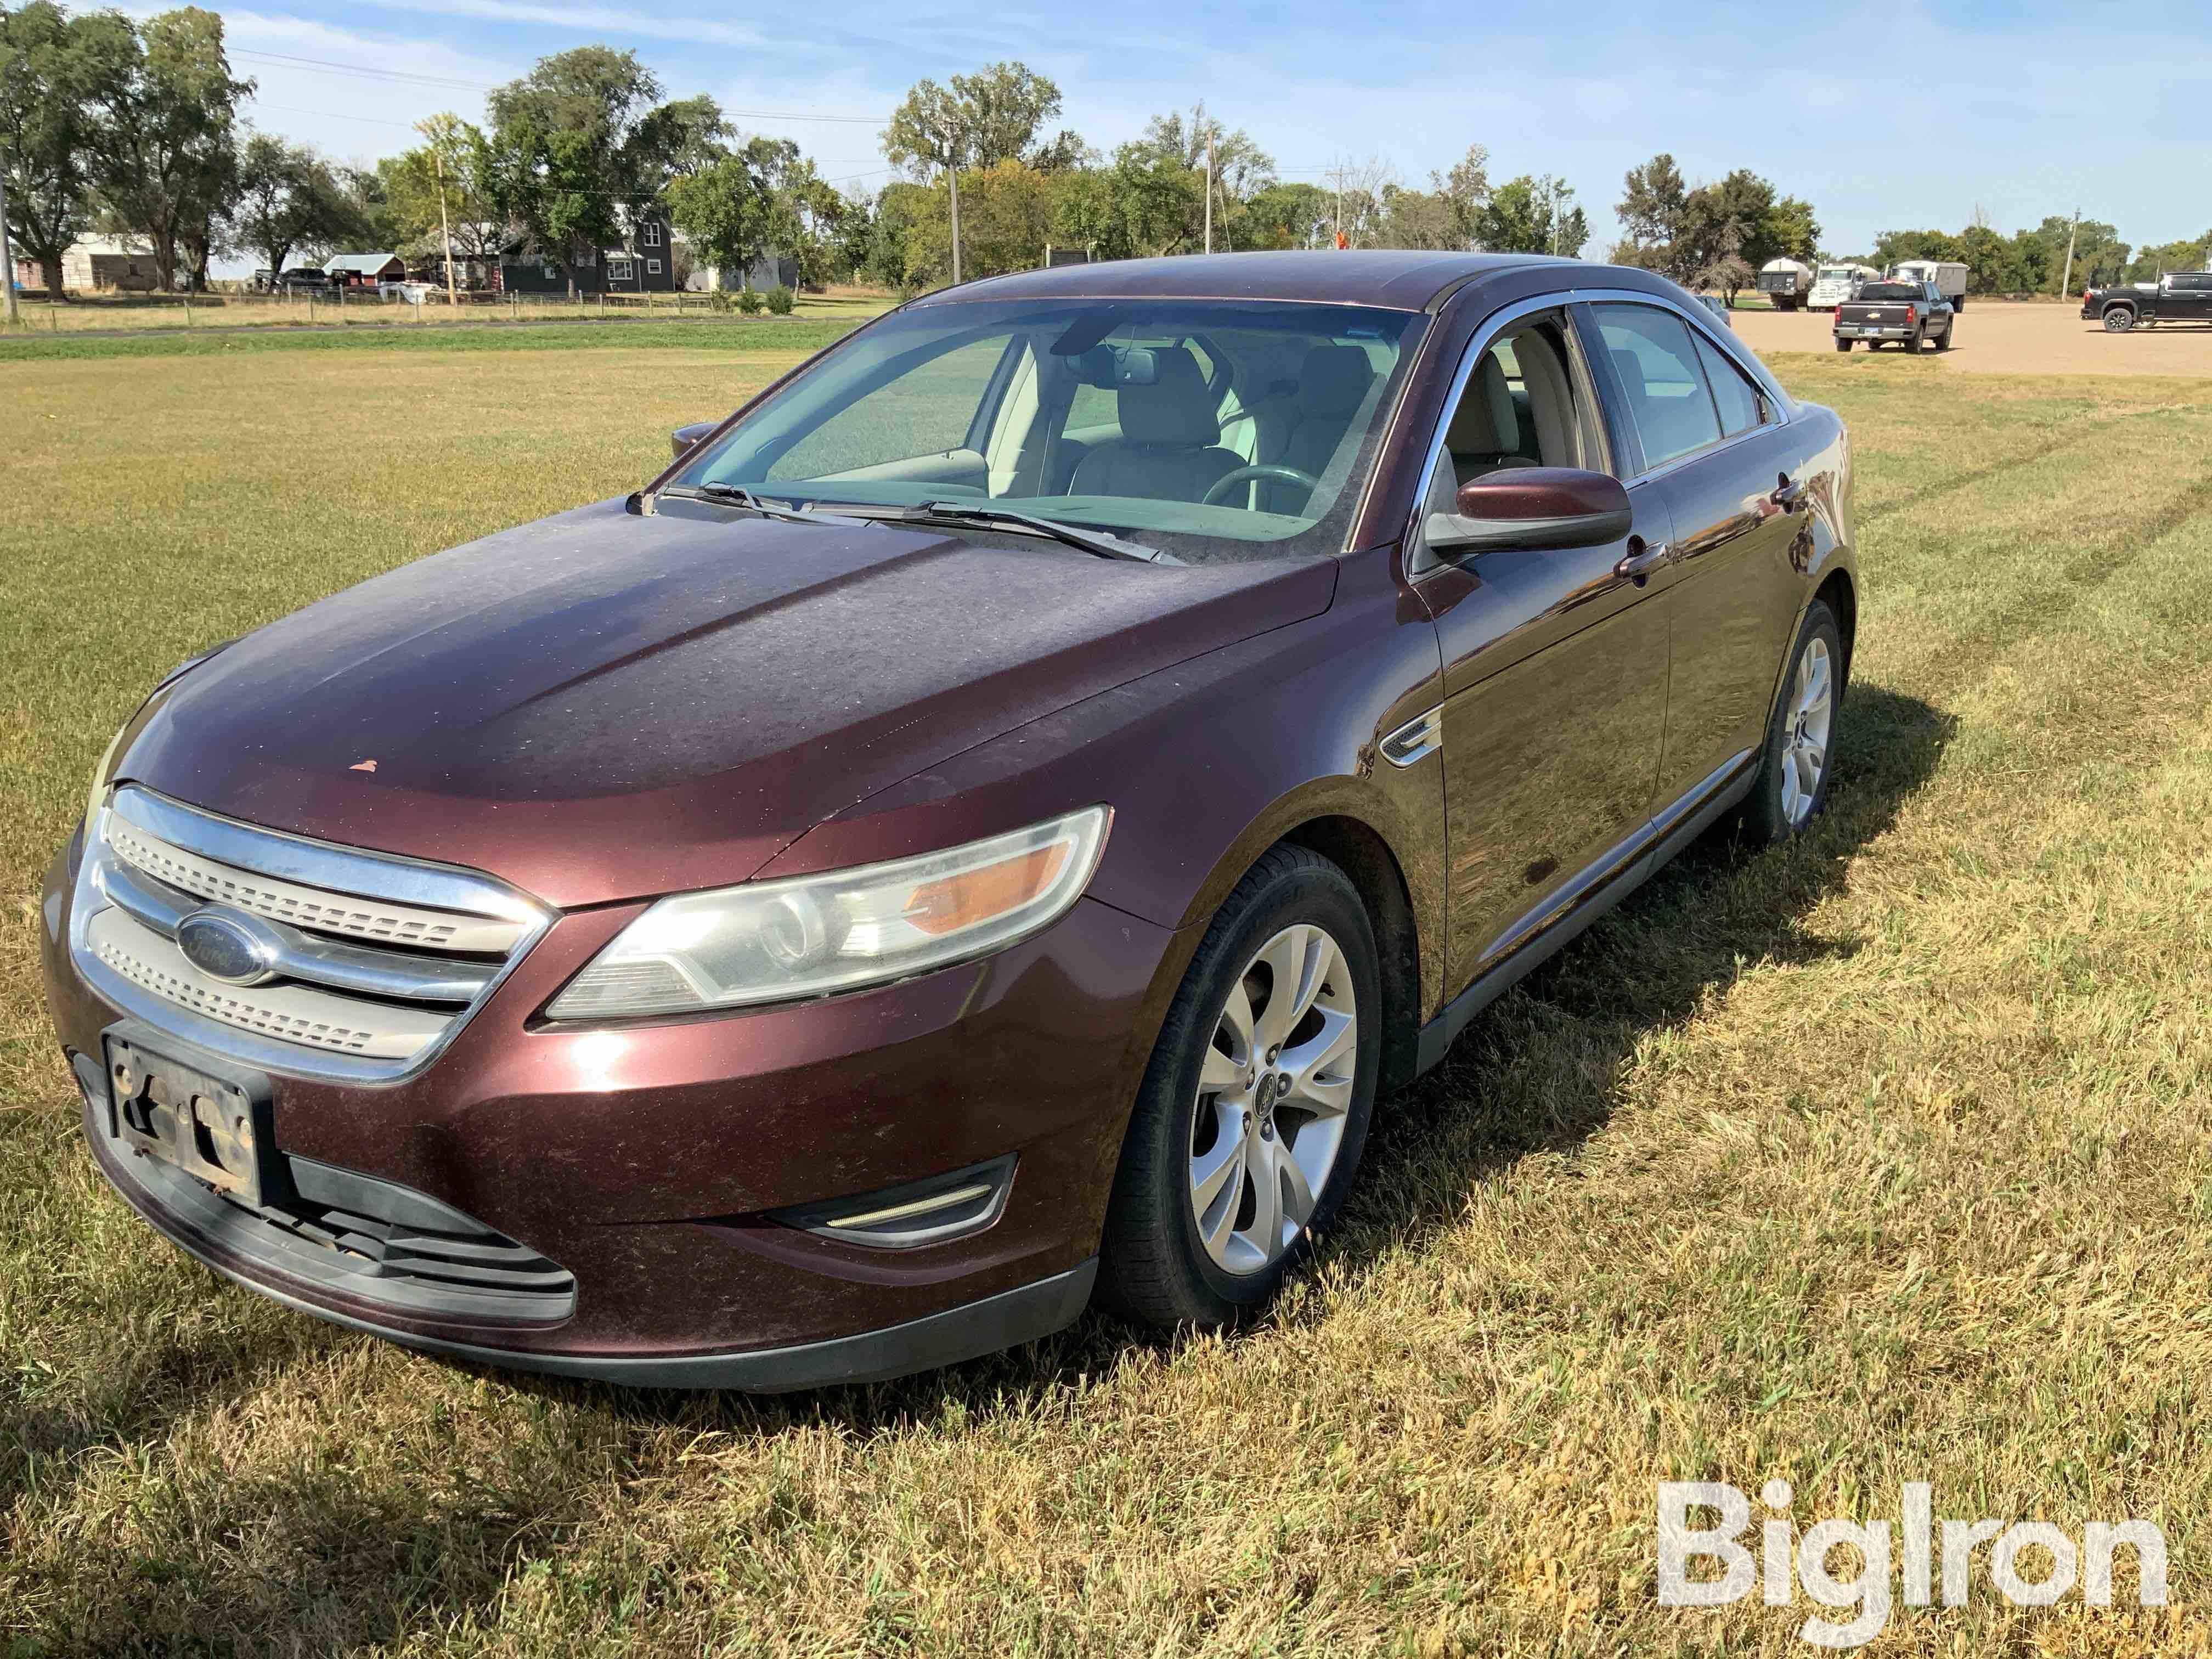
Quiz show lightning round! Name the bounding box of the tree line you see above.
[1857,217,2211,295]
[7,10,2196,301]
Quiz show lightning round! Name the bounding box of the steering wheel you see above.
[1201,464,1319,508]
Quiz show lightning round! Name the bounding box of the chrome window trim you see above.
[1573,291,1798,486]
[71,788,555,1087]
[1401,292,1615,573]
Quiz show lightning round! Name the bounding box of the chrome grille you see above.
[71,787,550,1082]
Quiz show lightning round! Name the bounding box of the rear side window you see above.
[1694,334,1765,438]
[1593,304,1720,469]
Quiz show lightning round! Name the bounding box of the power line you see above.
[232,48,886,122]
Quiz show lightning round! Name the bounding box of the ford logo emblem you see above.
[177,907,282,987]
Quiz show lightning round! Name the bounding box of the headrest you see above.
[1299,345,1376,419]
[1119,345,1221,448]
[1446,352,1519,454]
[1610,347,1647,399]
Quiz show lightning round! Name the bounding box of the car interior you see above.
[710,308,1413,547]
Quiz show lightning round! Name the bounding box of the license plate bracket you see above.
[100,1025,275,1208]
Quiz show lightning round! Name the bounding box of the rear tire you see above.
[2104,307,2136,333]
[1835,337,1852,352]
[1097,845,1381,1329]
[1745,601,1844,845]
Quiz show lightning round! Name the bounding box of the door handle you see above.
[1615,537,1672,583]
[1771,473,1811,511]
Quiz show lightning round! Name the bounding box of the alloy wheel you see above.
[1778,635,1834,828]
[1188,923,1358,1275]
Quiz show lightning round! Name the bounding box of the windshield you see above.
[668,297,1425,563]
[1818,268,1857,282]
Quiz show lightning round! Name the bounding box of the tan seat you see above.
[1445,353,1536,483]
[1069,346,1244,504]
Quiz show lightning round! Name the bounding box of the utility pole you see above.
[0,162,20,328]
[434,144,459,308]
[948,162,962,285]
[1204,122,1215,255]
[2059,207,2081,297]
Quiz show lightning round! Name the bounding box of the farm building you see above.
[498,215,681,296]
[22,236,162,293]
[687,254,800,293]
[324,253,405,288]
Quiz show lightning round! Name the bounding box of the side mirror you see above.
[672,419,720,461]
[1425,467,1633,555]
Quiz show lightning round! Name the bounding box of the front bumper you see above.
[42,830,1183,1387]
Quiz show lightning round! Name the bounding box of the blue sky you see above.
[194,0,2212,259]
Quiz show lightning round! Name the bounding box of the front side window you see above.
[672,298,1425,562]
[1425,315,1596,515]
[1592,303,1721,470]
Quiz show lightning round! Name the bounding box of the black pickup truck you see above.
[2081,272,2212,331]
[1833,280,1954,353]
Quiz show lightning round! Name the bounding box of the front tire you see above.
[1936,323,1954,351]
[1098,845,1381,1328]
[1745,601,1843,845]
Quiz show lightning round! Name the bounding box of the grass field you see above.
[3,336,2211,1654]
[0,287,893,337]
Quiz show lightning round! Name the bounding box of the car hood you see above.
[123,498,1337,907]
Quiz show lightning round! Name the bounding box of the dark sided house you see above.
[498,215,680,296]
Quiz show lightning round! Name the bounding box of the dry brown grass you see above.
[3,345,2211,1655]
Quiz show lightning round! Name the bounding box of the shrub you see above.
[764,285,795,315]
[733,286,764,315]
[707,288,736,314]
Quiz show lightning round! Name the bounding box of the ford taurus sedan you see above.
[41,251,1857,1390]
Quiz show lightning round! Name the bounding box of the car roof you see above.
[905,250,1599,313]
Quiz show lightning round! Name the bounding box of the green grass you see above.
[4,343,2212,1653]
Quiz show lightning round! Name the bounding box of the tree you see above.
[0,0,125,295]
[78,7,251,291]
[2127,232,2212,281]
[1240,180,1329,250]
[1477,174,1586,256]
[665,149,776,288]
[229,132,365,277]
[376,114,503,267]
[1434,143,1491,247]
[883,61,1068,283]
[1616,153,1689,274]
[480,47,713,297]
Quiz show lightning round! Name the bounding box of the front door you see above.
[1413,310,1675,989]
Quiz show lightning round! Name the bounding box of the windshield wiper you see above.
[661,482,853,525]
[885,501,1178,564]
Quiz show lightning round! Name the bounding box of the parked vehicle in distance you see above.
[278,268,332,292]
[2081,271,2212,331]
[1835,278,1955,352]
[1888,258,1970,312]
[43,252,1857,1391]
[1808,263,1880,311]
[1757,258,1816,311]
[1693,292,1734,328]
[378,280,433,304]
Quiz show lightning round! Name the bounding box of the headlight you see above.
[84,721,130,828]
[546,805,1112,1020]
[83,640,235,827]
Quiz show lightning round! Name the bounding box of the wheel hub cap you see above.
[1187,923,1359,1276]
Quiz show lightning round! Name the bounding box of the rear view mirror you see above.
[672,419,719,461]
[1425,467,1633,555]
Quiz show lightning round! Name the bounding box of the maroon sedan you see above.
[41,252,1855,1389]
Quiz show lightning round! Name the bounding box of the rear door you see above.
[1579,300,1813,806]
[2172,274,2212,321]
